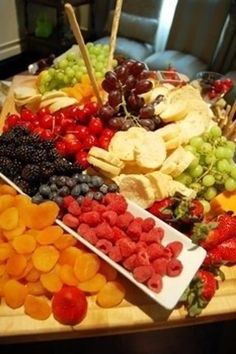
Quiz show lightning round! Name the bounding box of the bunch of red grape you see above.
[99,59,163,131]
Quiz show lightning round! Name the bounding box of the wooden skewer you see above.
[107,0,123,71]
[64,3,102,105]
[228,100,236,122]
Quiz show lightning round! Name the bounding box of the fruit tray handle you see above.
[64,3,102,105]
[107,0,123,72]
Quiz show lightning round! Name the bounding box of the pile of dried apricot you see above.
[0,184,125,325]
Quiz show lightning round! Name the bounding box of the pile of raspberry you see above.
[62,193,183,293]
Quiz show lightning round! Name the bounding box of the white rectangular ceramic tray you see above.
[0,172,206,310]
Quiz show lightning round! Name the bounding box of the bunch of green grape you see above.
[175,126,236,201]
[38,43,117,93]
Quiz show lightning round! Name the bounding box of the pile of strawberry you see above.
[61,193,184,293]
[149,196,236,316]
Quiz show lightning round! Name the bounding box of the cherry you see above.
[76,107,91,124]
[33,127,44,137]
[37,107,51,118]
[6,114,20,127]
[84,101,100,115]
[102,128,115,138]
[63,134,82,155]
[56,140,67,156]
[75,150,89,169]
[3,124,9,132]
[41,129,54,140]
[21,108,36,122]
[73,125,89,141]
[98,135,111,150]
[82,134,98,150]
[40,114,54,129]
[88,116,103,136]
[33,120,40,127]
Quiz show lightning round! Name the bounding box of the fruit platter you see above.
[0,4,236,340]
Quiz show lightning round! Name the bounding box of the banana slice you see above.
[39,97,61,108]
[134,132,166,169]
[41,91,67,100]
[49,97,78,113]
[160,101,188,122]
[160,147,195,177]
[14,87,38,100]
[89,146,124,168]
[155,124,180,141]
[146,171,172,199]
[87,156,121,176]
[116,174,156,209]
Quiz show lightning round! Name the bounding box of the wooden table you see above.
[1,76,236,342]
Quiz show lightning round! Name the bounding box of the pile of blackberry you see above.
[0,126,82,196]
[32,173,119,206]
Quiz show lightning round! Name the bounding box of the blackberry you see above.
[16,145,36,163]
[53,158,73,174]
[13,177,31,194]
[31,149,48,164]
[40,162,55,180]
[11,160,23,177]
[21,164,41,182]
[4,144,16,159]
[40,140,54,151]
[0,144,6,156]
[18,135,37,145]
[47,148,60,162]
[0,156,14,177]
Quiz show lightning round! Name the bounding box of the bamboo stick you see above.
[107,0,123,71]
[64,3,102,105]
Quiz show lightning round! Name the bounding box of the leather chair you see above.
[94,0,162,61]
[144,0,232,79]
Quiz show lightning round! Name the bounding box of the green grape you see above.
[48,68,56,77]
[205,155,216,165]
[209,125,222,138]
[185,145,197,154]
[200,142,212,154]
[199,199,211,213]
[58,59,68,69]
[65,67,75,79]
[67,52,77,61]
[225,178,236,192]
[204,187,217,201]
[189,165,203,178]
[189,157,200,169]
[175,173,192,185]
[75,71,83,81]
[86,42,94,49]
[71,77,77,86]
[72,64,80,72]
[190,137,204,149]
[112,59,118,67]
[217,159,230,172]
[226,140,236,152]
[40,71,51,84]
[202,174,215,187]
[95,72,104,79]
[57,72,64,81]
[215,146,228,160]
[230,165,236,179]
[190,182,202,192]
[224,148,234,160]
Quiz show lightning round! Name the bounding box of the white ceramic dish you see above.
[0,173,206,310]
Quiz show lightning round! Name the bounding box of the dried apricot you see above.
[40,272,63,293]
[0,195,15,213]
[32,246,59,272]
[25,267,40,282]
[3,279,28,308]
[0,264,6,277]
[20,260,34,279]
[99,261,117,281]
[74,253,100,282]
[27,281,47,296]
[36,226,63,245]
[29,202,59,230]
[0,184,17,196]
[0,207,19,230]
[24,295,51,320]
[96,281,125,308]
[78,273,106,293]
[3,219,26,240]
[12,234,36,254]
[0,243,14,262]
[58,246,83,267]
[6,254,27,277]
[59,264,78,286]
[0,274,9,297]
[54,233,77,250]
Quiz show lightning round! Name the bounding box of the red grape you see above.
[125,75,136,90]
[134,79,153,94]
[108,90,122,108]
[130,61,146,76]
[139,118,156,130]
[115,65,129,83]
[127,93,144,111]
[139,105,154,119]
[108,117,124,129]
[99,105,115,120]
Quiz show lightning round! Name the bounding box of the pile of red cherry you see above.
[199,74,233,101]
[4,102,115,169]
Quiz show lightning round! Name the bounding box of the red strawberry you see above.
[52,286,87,325]
[192,214,236,250]
[181,269,217,317]
[147,198,175,221]
[207,237,236,265]
[174,199,204,224]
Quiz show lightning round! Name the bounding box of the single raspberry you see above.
[147,273,163,293]
[135,241,147,253]
[133,265,153,283]
[103,193,119,205]
[68,201,81,216]
[63,195,76,209]
[166,241,183,258]
[135,250,150,266]
[147,243,165,261]
[152,257,168,276]
[62,213,79,229]
[102,210,118,226]
[142,227,164,244]
[141,217,155,232]
[104,193,128,214]
[117,238,136,258]
[79,211,101,226]
[96,239,113,254]
[109,245,123,262]
[122,254,137,271]
[166,259,183,277]
[77,223,90,236]
[83,228,98,245]
[112,226,127,241]
[127,220,142,241]
[92,201,107,213]
[115,211,134,230]
[81,197,93,212]
[163,247,172,260]
[95,222,114,240]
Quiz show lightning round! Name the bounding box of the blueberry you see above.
[108,182,119,192]
[50,183,58,192]
[58,186,70,197]
[49,191,58,199]
[49,175,57,184]
[76,195,84,204]
[93,191,103,201]
[53,195,64,206]
[65,177,77,189]
[56,176,67,187]
[85,191,94,199]
[71,185,81,197]
[99,184,108,194]
[72,173,82,183]
[32,193,44,204]
[39,184,51,197]
[78,174,91,183]
[80,183,90,194]
[91,175,104,188]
